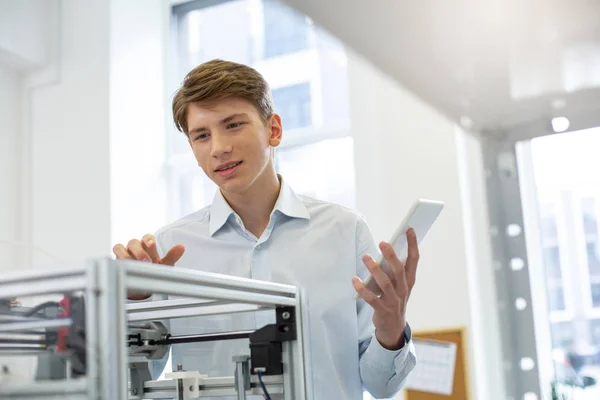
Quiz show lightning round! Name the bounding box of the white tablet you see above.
[357,199,444,298]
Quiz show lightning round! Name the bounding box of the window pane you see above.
[590,283,600,308]
[591,319,600,347]
[543,245,562,279]
[588,242,600,275]
[275,137,355,208]
[551,322,574,349]
[582,197,598,237]
[272,83,312,130]
[263,0,308,58]
[177,169,217,217]
[548,286,566,311]
[541,216,559,244]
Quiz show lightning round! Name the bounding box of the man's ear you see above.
[268,114,283,148]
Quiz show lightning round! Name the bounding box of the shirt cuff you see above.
[364,323,413,370]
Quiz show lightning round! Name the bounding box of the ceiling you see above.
[285,0,600,139]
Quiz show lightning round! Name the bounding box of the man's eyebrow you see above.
[221,113,249,124]
[189,125,208,134]
[189,113,249,133]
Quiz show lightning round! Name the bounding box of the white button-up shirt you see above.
[152,176,416,399]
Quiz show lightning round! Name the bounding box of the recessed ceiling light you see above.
[551,117,570,133]
[551,99,566,110]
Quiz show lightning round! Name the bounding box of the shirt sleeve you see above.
[355,215,417,398]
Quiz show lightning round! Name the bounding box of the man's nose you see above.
[210,133,233,158]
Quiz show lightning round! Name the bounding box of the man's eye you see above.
[227,122,243,129]
[195,133,209,141]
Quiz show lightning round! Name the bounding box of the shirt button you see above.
[256,244,261,249]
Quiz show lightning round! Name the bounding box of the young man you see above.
[113,59,417,399]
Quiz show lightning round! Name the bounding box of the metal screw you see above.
[1,365,8,374]
[282,311,290,320]
[132,388,138,395]
[189,385,194,391]
[177,363,183,371]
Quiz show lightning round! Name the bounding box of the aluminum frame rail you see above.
[0,258,313,400]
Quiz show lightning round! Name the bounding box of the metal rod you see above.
[0,346,47,351]
[0,318,72,332]
[0,338,49,345]
[176,364,184,400]
[235,361,247,400]
[0,329,53,335]
[151,330,254,346]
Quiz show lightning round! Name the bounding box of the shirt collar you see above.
[209,175,310,236]
[272,175,311,221]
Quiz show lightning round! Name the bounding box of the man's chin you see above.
[215,176,247,194]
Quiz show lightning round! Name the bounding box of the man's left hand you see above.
[352,228,419,350]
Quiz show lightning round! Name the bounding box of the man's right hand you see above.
[112,234,185,300]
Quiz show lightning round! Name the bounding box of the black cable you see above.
[23,301,60,317]
[257,370,271,400]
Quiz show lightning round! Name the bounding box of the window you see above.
[521,128,600,396]
[582,197,598,237]
[591,319,600,346]
[539,205,566,312]
[591,283,600,308]
[262,0,309,58]
[548,285,566,312]
[542,246,562,280]
[583,198,600,277]
[272,83,312,130]
[588,242,600,274]
[551,322,574,349]
[540,212,559,244]
[169,0,353,218]
[275,137,356,208]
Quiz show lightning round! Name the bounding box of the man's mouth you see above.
[215,161,242,172]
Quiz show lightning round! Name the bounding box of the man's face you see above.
[186,98,282,195]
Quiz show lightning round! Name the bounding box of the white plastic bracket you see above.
[165,370,207,398]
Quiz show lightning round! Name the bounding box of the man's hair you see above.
[172,59,275,135]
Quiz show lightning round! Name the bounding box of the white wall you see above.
[347,50,505,399]
[26,0,111,266]
[0,0,112,270]
[0,67,21,272]
[348,49,472,327]
[0,0,170,270]
[0,0,47,69]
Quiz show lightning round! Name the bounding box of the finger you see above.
[113,244,132,260]
[161,244,185,266]
[141,234,160,263]
[405,228,420,289]
[362,254,396,297]
[379,241,408,296]
[352,276,381,309]
[127,239,151,262]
